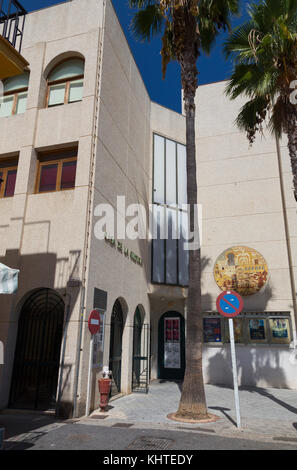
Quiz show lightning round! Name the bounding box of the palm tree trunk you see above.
[175,50,209,421]
[286,106,297,202]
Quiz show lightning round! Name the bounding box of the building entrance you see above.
[109,299,124,397]
[9,289,64,410]
[158,312,185,381]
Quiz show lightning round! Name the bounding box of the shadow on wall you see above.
[205,284,290,389]
[0,248,81,418]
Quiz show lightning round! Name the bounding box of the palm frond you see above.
[235,95,270,143]
[130,4,164,42]
[226,64,278,99]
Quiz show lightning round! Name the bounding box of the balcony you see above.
[0,0,29,79]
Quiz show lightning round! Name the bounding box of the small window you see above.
[0,160,18,198]
[46,59,84,108]
[36,149,77,193]
[0,73,29,118]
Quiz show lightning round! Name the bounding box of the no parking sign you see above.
[216,290,243,428]
[216,290,243,318]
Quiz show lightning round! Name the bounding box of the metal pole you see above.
[228,318,241,428]
[85,334,94,416]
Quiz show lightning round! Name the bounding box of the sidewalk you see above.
[1,380,297,449]
[85,380,297,444]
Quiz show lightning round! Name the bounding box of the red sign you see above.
[88,310,101,335]
[216,291,244,318]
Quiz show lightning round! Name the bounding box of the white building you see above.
[0,0,296,418]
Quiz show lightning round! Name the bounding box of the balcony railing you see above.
[0,0,27,53]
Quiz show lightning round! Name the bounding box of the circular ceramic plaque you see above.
[214,246,268,296]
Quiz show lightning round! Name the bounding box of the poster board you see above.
[203,318,222,343]
[164,318,181,369]
[92,311,105,368]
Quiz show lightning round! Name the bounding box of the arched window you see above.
[46,58,84,107]
[0,72,29,118]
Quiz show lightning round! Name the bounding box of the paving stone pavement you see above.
[85,380,297,444]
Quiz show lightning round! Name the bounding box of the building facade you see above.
[0,0,296,418]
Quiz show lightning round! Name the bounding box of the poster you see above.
[224,318,243,343]
[164,342,181,369]
[164,318,181,369]
[249,319,266,341]
[203,318,221,343]
[92,312,105,368]
[269,318,290,343]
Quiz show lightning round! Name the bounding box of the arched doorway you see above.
[132,307,143,390]
[9,289,64,410]
[158,312,185,381]
[109,299,124,397]
[132,306,150,393]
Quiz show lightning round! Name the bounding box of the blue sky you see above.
[22,0,251,113]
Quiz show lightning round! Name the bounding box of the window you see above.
[152,134,189,286]
[0,73,29,118]
[46,58,84,107]
[0,160,18,198]
[36,149,77,193]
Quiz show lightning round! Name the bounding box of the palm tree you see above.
[129,0,239,421]
[224,0,297,200]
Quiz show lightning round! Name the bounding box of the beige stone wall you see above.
[79,0,152,414]
[195,81,297,388]
[0,0,103,413]
[195,81,295,319]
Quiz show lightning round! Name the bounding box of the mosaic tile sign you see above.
[214,246,268,296]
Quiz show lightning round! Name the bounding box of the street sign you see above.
[216,290,244,318]
[88,310,101,335]
[216,290,243,428]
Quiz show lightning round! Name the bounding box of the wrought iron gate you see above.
[109,299,123,397]
[132,321,150,394]
[9,288,64,410]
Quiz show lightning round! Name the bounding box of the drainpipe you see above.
[275,135,297,343]
[72,0,106,418]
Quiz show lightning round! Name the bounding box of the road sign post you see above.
[228,317,241,428]
[216,290,243,428]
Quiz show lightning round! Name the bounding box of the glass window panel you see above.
[4,73,29,93]
[0,95,14,117]
[177,144,187,206]
[153,134,165,204]
[15,92,27,115]
[61,161,77,189]
[152,204,165,283]
[166,139,177,206]
[4,170,17,197]
[69,79,83,103]
[48,84,66,106]
[178,210,189,286]
[48,59,85,82]
[39,164,58,192]
[166,208,178,284]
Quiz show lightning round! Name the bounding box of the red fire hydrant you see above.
[98,378,112,412]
